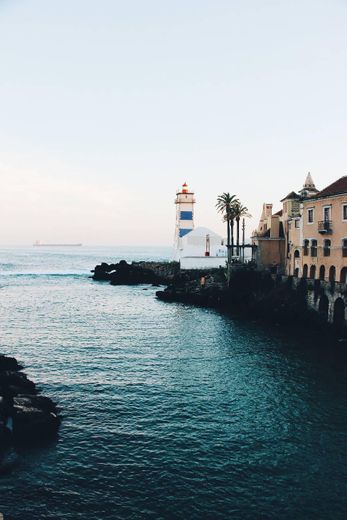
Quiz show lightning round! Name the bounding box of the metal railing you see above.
[318,220,333,233]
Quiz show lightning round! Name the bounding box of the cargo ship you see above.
[33,241,82,247]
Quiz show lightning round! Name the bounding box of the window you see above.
[303,240,309,256]
[295,220,300,228]
[323,206,331,222]
[319,265,325,281]
[343,204,347,221]
[311,239,317,257]
[307,208,314,224]
[343,239,347,257]
[340,267,347,283]
[329,266,336,283]
[324,239,331,257]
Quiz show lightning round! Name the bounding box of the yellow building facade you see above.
[254,174,347,283]
[287,176,347,283]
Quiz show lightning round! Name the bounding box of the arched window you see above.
[333,298,345,332]
[309,265,316,279]
[303,240,309,256]
[303,264,308,279]
[329,265,336,283]
[311,239,317,257]
[294,250,300,258]
[319,265,325,281]
[294,267,299,278]
[324,239,331,257]
[340,267,347,284]
[318,295,329,320]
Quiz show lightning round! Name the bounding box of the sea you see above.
[0,246,347,520]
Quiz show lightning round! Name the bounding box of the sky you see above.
[1,0,347,245]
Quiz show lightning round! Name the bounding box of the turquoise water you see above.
[0,246,347,520]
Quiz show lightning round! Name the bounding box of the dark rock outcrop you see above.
[92,260,179,285]
[0,355,22,372]
[0,354,60,463]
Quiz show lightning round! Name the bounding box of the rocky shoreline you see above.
[92,260,345,340]
[156,267,345,339]
[0,354,60,473]
[91,260,225,287]
[91,260,180,285]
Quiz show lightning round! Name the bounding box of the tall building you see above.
[173,183,227,267]
[254,173,347,284]
[173,182,195,261]
[251,203,285,271]
[288,175,347,283]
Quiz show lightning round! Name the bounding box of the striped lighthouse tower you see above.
[174,182,195,261]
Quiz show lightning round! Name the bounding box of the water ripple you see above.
[0,247,347,519]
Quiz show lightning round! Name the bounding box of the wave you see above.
[0,272,89,278]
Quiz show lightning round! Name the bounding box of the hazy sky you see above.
[1,0,347,245]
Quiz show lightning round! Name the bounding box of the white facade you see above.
[180,256,227,270]
[178,226,227,270]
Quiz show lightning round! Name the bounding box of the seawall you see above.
[92,261,347,339]
[156,268,347,339]
[91,260,226,286]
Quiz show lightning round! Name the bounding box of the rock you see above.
[13,405,60,442]
[0,396,13,416]
[0,354,60,447]
[92,260,180,285]
[0,355,22,372]
[0,371,36,396]
[13,395,57,414]
[0,422,11,445]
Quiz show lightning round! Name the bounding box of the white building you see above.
[173,182,227,269]
[179,227,227,270]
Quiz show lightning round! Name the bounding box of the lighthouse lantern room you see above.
[174,182,195,260]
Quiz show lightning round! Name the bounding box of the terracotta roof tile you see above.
[315,176,347,198]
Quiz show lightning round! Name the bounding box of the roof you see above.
[314,176,347,199]
[303,172,316,189]
[280,191,300,202]
[273,209,283,216]
[182,226,222,239]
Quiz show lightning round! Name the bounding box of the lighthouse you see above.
[174,182,195,261]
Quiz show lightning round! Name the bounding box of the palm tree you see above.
[233,202,251,256]
[216,193,239,264]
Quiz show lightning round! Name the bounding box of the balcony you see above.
[318,220,332,234]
